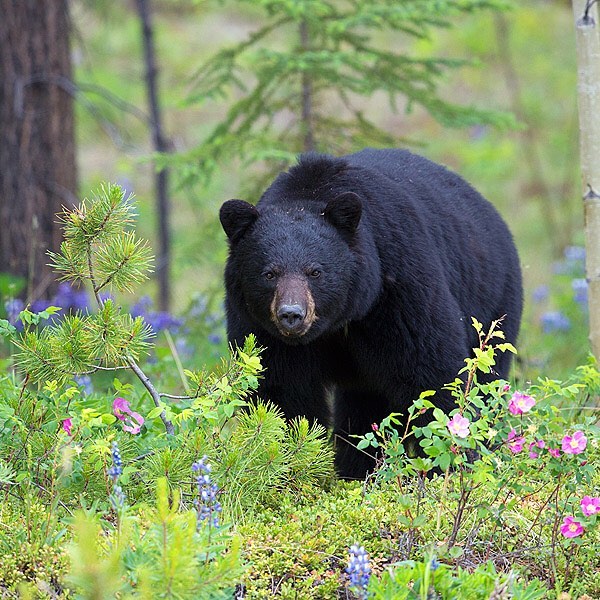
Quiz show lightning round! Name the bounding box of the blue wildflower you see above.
[108,441,123,480]
[430,557,440,571]
[30,299,52,314]
[540,311,571,333]
[208,333,222,345]
[192,456,222,529]
[564,246,586,264]
[4,298,24,328]
[131,295,183,333]
[532,285,549,304]
[74,374,93,396]
[53,282,90,313]
[572,278,588,307]
[107,441,126,510]
[346,544,371,598]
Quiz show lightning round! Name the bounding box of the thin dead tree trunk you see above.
[136,0,171,312]
[300,20,316,153]
[0,0,77,301]
[572,0,600,363]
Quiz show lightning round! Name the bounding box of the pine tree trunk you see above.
[0,0,77,301]
[572,0,600,362]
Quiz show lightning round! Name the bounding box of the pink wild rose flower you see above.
[561,431,587,455]
[112,397,144,435]
[508,391,536,416]
[548,447,561,458]
[507,429,525,454]
[62,418,73,436]
[560,516,584,538]
[528,439,545,459]
[447,413,470,438]
[580,496,600,517]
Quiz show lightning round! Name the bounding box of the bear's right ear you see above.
[220,200,259,242]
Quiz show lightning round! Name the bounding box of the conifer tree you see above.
[171,0,512,188]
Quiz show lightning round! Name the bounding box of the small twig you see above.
[126,356,174,435]
[583,0,599,22]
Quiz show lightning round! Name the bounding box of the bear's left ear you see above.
[324,192,362,235]
[220,199,259,242]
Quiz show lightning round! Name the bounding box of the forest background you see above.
[0,1,599,599]
[73,0,589,379]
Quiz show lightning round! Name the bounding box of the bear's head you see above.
[220,191,377,345]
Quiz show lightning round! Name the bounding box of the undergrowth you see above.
[0,185,598,599]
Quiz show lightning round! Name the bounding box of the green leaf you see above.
[147,406,166,419]
[0,319,16,337]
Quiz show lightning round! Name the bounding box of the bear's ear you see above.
[220,200,259,242]
[324,192,362,235]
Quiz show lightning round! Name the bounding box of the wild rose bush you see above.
[358,318,599,586]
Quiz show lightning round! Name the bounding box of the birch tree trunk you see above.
[572,0,600,362]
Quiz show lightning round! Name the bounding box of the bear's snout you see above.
[277,304,306,333]
[270,274,316,339]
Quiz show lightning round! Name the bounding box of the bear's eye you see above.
[264,271,275,280]
[310,269,321,278]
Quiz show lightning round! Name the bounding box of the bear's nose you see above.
[277,304,306,333]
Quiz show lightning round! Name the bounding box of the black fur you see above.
[220,149,523,479]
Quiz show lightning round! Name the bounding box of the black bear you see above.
[219,148,523,478]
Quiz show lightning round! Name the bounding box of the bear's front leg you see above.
[257,340,331,428]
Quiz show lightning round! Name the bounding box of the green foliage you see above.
[66,478,243,599]
[369,558,546,599]
[164,0,514,190]
[356,319,600,595]
[213,403,334,519]
[3,185,154,385]
[49,183,153,294]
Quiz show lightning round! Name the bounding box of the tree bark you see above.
[572,0,600,363]
[135,0,171,312]
[0,0,77,301]
[300,20,316,153]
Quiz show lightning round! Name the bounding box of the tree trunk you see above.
[136,0,171,312]
[572,0,600,363]
[0,0,78,302]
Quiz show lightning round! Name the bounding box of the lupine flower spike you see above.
[108,441,126,510]
[192,456,222,529]
[346,544,371,598]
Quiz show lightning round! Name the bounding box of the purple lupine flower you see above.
[131,295,182,333]
[192,456,222,529]
[53,282,90,312]
[4,298,24,327]
[540,311,570,333]
[564,246,586,264]
[208,333,222,345]
[532,285,549,303]
[74,374,93,396]
[130,296,153,318]
[572,278,588,307]
[108,441,126,510]
[346,544,371,598]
